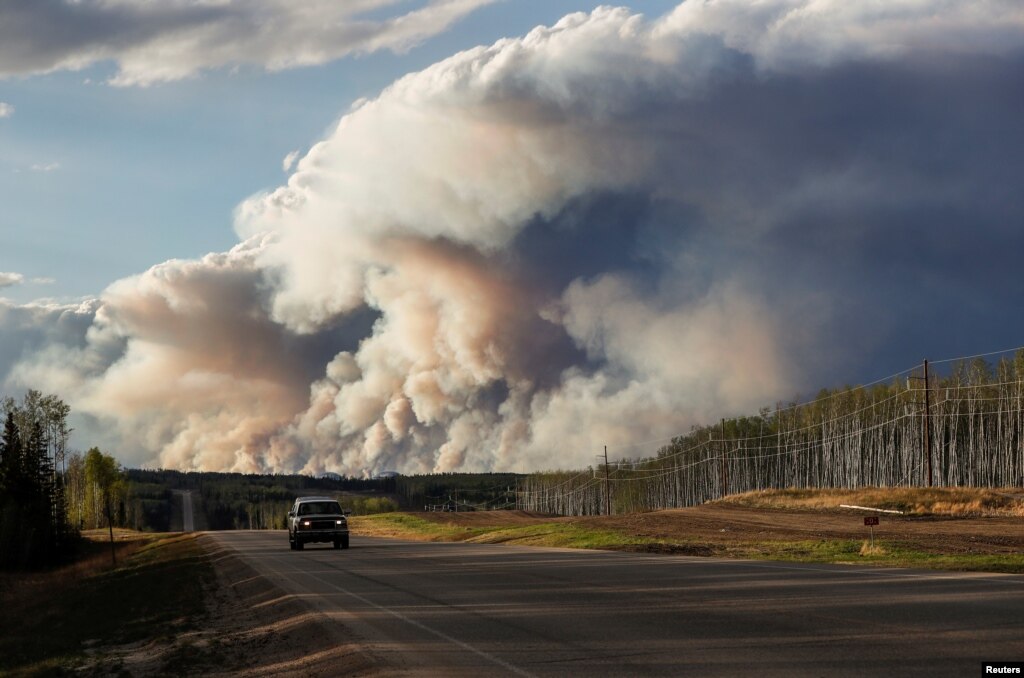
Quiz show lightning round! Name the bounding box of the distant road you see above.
[172,490,194,532]
[209,531,1024,677]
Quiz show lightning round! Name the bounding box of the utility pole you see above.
[909,359,935,488]
[603,445,611,516]
[720,418,728,498]
[924,359,933,488]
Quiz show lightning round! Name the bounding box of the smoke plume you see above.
[5,2,1024,473]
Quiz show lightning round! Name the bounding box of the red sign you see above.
[864,517,880,526]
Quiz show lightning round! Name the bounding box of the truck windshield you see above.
[298,502,343,516]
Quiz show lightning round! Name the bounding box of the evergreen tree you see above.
[0,411,23,498]
[0,412,25,568]
[0,393,76,569]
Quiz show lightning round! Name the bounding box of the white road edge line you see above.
[298,567,537,678]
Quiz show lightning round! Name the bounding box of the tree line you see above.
[0,391,123,569]
[519,355,1024,515]
[123,469,401,530]
[393,473,521,511]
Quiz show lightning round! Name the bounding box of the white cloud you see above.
[29,162,61,172]
[30,277,56,285]
[0,102,12,118]
[0,272,24,288]
[282,150,300,173]
[0,0,494,87]
[29,162,60,173]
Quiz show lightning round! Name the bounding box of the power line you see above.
[931,344,1024,365]
[609,357,1024,461]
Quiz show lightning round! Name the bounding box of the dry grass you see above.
[81,527,161,542]
[859,541,887,556]
[0,530,154,608]
[722,487,1024,517]
[0,531,212,676]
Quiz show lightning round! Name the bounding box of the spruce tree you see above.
[0,412,24,568]
[27,421,57,566]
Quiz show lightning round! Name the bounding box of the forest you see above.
[123,469,398,531]
[118,470,521,530]
[0,389,135,570]
[0,391,78,569]
[519,354,1024,515]
[0,393,522,567]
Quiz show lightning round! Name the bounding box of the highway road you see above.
[172,490,195,532]
[209,531,1024,677]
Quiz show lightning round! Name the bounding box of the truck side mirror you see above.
[287,511,294,518]
[343,509,352,516]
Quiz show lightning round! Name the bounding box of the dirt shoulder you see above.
[0,531,384,677]
[147,535,382,677]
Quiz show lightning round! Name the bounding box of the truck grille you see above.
[309,519,337,530]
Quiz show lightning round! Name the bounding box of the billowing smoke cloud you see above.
[5,2,1024,474]
[0,0,493,86]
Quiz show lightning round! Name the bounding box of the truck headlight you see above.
[302,520,311,527]
[336,519,344,525]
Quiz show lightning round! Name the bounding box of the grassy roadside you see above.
[349,513,707,551]
[722,487,1024,517]
[350,513,654,550]
[0,531,213,676]
[713,538,1024,572]
[350,507,1024,574]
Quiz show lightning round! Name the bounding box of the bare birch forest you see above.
[518,352,1024,516]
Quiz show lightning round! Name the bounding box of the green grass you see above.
[351,512,1024,573]
[0,532,213,676]
[351,513,653,549]
[351,513,491,540]
[851,542,1024,573]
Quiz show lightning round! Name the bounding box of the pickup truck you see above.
[287,496,350,550]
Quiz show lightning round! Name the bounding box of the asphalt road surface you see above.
[210,531,1024,677]
[172,490,195,532]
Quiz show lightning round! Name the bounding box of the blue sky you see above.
[1,1,1022,473]
[0,0,680,304]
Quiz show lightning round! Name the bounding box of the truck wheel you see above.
[333,539,341,549]
[295,539,304,550]
[341,535,350,550]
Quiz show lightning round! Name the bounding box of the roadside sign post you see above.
[864,516,879,547]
